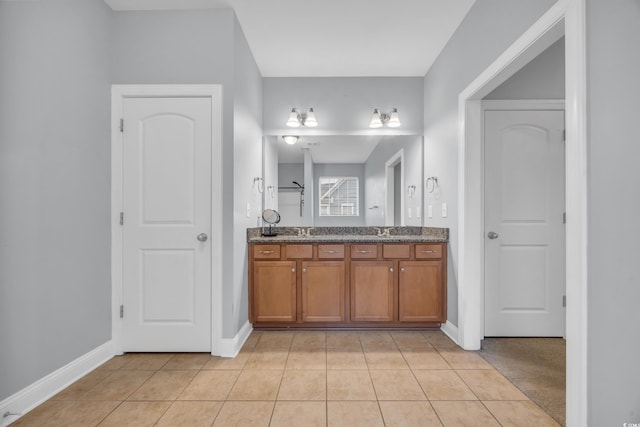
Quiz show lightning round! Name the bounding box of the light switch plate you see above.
[441,203,448,218]
[416,207,421,218]
[246,203,251,217]
[408,208,412,218]
[427,205,433,218]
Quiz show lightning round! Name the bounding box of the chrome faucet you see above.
[293,227,314,237]
[302,227,314,237]
[374,227,392,237]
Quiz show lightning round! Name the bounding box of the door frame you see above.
[456,0,587,425]
[481,99,566,337]
[384,148,405,226]
[110,84,224,356]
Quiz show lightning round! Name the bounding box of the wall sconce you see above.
[286,108,318,127]
[369,108,401,128]
[253,177,264,193]
[282,135,299,145]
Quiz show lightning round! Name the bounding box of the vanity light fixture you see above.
[282,135,299,145]
[369,108,401,128]
[286,108,318,127]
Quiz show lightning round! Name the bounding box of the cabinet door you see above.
[398,261,444,322]
[302,261,345,322]
[252,261,297,322]
[351,261,394,322]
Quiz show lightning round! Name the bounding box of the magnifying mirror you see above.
[261,209,281,236]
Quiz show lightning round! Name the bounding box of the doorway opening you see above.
[384,149,405,226]
[456,1,588,425]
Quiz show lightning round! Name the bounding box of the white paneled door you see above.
[122,97,212,351]
[484,109,565,337]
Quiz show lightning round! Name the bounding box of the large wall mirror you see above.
[263,135,423,227]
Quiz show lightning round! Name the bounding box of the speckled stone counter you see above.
[247,226,448,243]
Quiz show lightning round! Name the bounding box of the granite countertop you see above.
[247,226,448,243]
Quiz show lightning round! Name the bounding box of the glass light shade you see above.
[286,109,301,127]
[387,108,401,128]
[369,109,383,128]
[303,108,318,127]
[282,135,298,145]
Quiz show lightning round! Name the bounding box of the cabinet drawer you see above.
[285,244,313,259]
[383,244,410,259]
[253,245,281,259]
[318,245,345,259]
[351,244,378,259]
[415,244,443,259]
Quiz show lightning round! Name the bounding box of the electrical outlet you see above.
[408,208,412,218]
[427,205,433,218]
[416,207,421,218]
[441,203,448,218]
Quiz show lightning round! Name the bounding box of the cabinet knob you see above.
[302,268,307,272]
[390,268,394,272]
[401,267,405,272]
[291,268,295,272]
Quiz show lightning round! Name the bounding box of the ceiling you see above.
[277,135,382,164]
[104,0,476,77]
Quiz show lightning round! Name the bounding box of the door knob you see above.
[487,231,499,240]
[197,233,208,242]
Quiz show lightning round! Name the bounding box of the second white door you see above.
[121,96,212,351]
[484,108,565,337]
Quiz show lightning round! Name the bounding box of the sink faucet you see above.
[293,227,314,237]
[374,227,392,237]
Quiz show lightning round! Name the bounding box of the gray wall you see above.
[231,14,263,335]
[0,0,112,401]
[262,136,279,211]
[586,0,640,424]
[485,37,565,99]
[110,9,239,335]
[263,77,424,135]
[422,0,558,326]
[313,164,365,227]
[364,136,423,227]
[111,9,262,339]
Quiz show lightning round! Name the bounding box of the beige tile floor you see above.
[11,331,560,426]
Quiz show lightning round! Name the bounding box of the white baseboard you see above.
[217,321,253,358]
[0,341,114,427]
[440,320,460,346]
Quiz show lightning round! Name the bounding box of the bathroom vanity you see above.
[248,227,448,329]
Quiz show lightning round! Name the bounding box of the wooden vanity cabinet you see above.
[249,241,447,328]
[302,261,345,322]
[398,261,444,322]
[251,260,297,322]
[350,261,394,322]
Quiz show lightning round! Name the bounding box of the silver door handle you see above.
[487,231,499,240]
[197,233,208,242]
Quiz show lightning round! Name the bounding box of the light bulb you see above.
[283,135,298,145]
[387,108,401,128]
[304,108,318,127]
[286,108,301,127]
[369,109,383,128]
